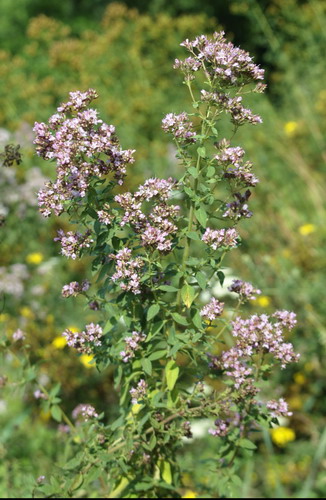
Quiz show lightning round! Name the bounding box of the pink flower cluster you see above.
[63,323,103,354]
[202,227,239,250]
[12,329,26,342]
[200,297,224,321]
[54,229,93,259]
[266,398,293,418]
[110,248,144,294]
[223,190,253,220]
[120,331,146,363]
[162,112,197,143]
[115,178,179,253]
[97,207,113,225]
[34,89,135,217]
[130,379,148,405]
[215,142,259,187]
[228,279,261,301]
[208,419,229,437]
[62,280,90,298]
[72,404,99,422]
[176,31,264,85]
[201,90,262,126]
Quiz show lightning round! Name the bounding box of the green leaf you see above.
[158,285,179,292]
[192,311,204,329]
[196,271,207,290]
[159,460,172,485]
[141,358,152,376]
[195,207,207,228]
[187,167,199,179]
[181,284,195,308]
[165,360,179,391]
[207,166,215,178]
[147,304,160,321]
[148,433,157,451]
[171,312,188,326]
[70,474,84,493]
[217,271,225,286]
[187,231,200,241]
[169,341,182,357]
[238,438,257,450]
[197,146,206,158]
[50,405,62,423]
[148,350,167,361]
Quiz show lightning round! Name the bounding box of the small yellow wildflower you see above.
[39,409,51,422]
[284,121,298,137]
[299,224,316,236]
[257,295,271,307]
[271,426,296,447]
[46,314,54,324]
[182,491,197,499]
[20,307,35,320]
[288,395,303,411]
[294,372,306,385]
[0,313,9,322]
[52,336,67,349]
[80,354,94,369]
[282,249,291,259]
[68,325,79,333]
[26,252,44,265]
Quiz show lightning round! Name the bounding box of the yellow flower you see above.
[182,491,197,499]
[299,224,316,236]
[294,372,306,385]
[46,314,54,324]
[67,325,79,333]
[288,395,303,411]
[80,354,94,369]
[282,249,292,259]
[26,252,44,265]
[39,409,51,422]
[20,307,35,319]
[0,313,9,322]
[257,295,271,307]
[284,121,298,137]
[271,427,296,447]
[52,336,67,349]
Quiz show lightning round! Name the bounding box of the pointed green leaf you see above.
[141,358,152,376]
[171,312,188,326]
[181,284,195,308]
[165,360,179,391]
[197,146,206,158]
[50,405,62,423]
[238,438,257,450]
[195,207,207,228]
[195,271,207,290]
[147,304,160,321]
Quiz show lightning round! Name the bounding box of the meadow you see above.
[0,1,325,497]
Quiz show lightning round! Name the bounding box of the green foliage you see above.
[0,2,326,498]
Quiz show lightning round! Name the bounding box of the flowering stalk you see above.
[34,32,298,498]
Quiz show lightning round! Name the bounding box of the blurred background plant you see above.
[0,0,325,497]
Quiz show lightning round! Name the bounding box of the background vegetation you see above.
[0,0,325,497]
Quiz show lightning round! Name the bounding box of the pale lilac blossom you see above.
[120,331,146,363]
[267,398,293,418]
[200,298,224,321]
[63,323,103,354]
[72,404,98,422]
[62,280,90,298]
[54,229,93,259]
[228,279,261,301]
[130,379,148,405]
[202,227,239,250]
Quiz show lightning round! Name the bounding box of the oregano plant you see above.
[33,32,299,498]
